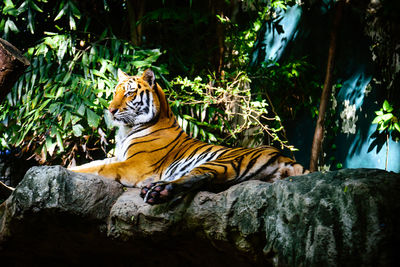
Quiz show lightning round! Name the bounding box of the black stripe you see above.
[181,143,212,163]
[247,153,281,180]
[164,145,228,177]
[138,129,185,162]
[232,156,244,176]
[162,137,196,170]
[123,137,160,158]
[152,136,191,172]
[169,146,227,178]
[126,123,179,141]
[127,129,185,160]
[144,90,151,106]
[237,151,267,180]
[201,162,228,175]
[217,147,251,160]
[176,147,213,172]
[194,166,218,177]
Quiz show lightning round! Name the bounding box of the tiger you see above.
[68,69,308,205]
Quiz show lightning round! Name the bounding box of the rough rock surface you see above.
[0,166,399,266]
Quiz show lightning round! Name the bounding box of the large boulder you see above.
[0,166,399,266]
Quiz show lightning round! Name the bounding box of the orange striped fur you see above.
[69,69,307,204]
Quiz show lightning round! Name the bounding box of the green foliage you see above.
[249,58,321,121]
[220,0,296,71]
[0,0,44,37]
[372,100,400,136]
[168,72,296,151]
[371,100,399,170]
[0,30,164,165]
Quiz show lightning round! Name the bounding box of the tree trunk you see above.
[210,0,227,78]
[309,0,345,172]
[0,38,30,102]
[127,0,146,46]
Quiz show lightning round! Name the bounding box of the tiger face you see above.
[108,69,161,126]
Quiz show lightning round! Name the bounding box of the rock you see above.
[0,166,399,266]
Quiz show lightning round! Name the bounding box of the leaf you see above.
[77,103,85,116]
[394,122,400,133]
[46,136,57,156]
[17,122,33,145]
[72,124,84,137]
[5,18,19,33]
[69,1,81,19]
[49,102,62,114]
[104,110,114,129]
[181,116,188,132]
[378,124,387,131]
[54,5,66,21]
[69,15,76,30]
[62,72,71,84]
[3,5,18,16]
[207,132,217,142]
[38,99,51,111]
[30,0,43,12]
[381,113,393,122]
[193,124,199,138]
[56,131,64,152]
[71,115,81,124]
[98,97,109,108]
[383,100,393,112]
[87,108,100,128]
[92,69,106,79]
[183,114,195,122]
[55,87,65,99]
[371,116,382,124]
[63,111,71,129]
[27,8,34,34]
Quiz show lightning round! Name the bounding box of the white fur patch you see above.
[162,152,220,182]
[114,125,150,161]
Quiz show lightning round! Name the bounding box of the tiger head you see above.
[108,69,171,126]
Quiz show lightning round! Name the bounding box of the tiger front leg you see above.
[140,170,214,205]
[68,159,140,187]
[68,157,117,172]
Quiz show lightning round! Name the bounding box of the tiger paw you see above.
[140,182,174,205]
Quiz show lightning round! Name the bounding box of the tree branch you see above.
[0,38,30,102]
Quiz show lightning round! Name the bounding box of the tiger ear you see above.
[142,68,155,87]
[118,69,129,81]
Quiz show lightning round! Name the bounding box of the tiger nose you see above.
[109,107,118,115]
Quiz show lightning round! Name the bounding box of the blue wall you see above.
[252,2,400,172]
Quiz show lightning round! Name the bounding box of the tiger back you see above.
[68,69,308,205]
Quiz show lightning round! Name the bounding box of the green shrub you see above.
[0,31,166,165]
[168,72,297,151]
